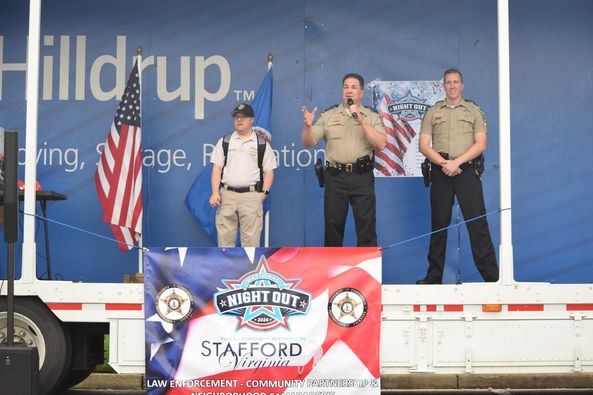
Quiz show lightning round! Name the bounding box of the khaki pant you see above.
[215,188,263,247]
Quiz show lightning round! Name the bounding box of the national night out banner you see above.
[144,247,382,395]
[372,80,444,177]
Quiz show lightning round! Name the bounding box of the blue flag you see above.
[184,163,217,241]
[251,67,273,213]
[185,67,273,242]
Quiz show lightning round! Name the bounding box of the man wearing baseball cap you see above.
[209,103,277,247]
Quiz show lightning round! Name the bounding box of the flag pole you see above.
[264,53,273,248]
[136,46,144,274]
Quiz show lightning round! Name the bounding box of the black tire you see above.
[57,365,96,389]
[55,323,107,390]
[0,297,71,395]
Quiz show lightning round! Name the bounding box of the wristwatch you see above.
[262,190,269,195]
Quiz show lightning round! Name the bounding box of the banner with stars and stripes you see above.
[372,80,444,177]
[144,247,382,395]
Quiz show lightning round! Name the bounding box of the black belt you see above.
[326,161,355,173]
[221,184,257,193]
[436,152,474,167]
[326,155,373,174]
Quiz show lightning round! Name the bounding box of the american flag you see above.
[95,61,142,252]
[374,94,416,176]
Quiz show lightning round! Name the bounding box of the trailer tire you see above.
[56,324,107,390]
[0,297,71,395]
[58,365,96,389]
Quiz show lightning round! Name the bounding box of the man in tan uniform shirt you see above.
[301,73,386,246]
[417,69,498,284]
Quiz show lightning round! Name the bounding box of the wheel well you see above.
[64,322,109,370]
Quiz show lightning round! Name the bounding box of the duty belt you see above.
[221,184,257,193]
[326,161,355,173]
[436,152,483,174]
[437,152,468,165]
[326,155,373,174]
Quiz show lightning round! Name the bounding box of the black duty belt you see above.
[326,161,355,173]
[221,184,257,193]
[326,156,374,174]
[435,152,479,168]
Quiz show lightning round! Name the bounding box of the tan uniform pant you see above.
[215,188,263,247]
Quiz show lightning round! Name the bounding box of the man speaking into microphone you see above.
[301,73,386,247]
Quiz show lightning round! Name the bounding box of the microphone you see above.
[347,98,358,119]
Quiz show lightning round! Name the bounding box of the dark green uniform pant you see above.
[427,163,499,282]
[324,169,376,247]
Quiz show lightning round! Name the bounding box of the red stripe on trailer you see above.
[566,304,593,311]
[444,305,464,312]
[413,305,437,312]
[105,303,142,311]
[508,304,544,311]
[47,303,83,310]
[413,305,464,312]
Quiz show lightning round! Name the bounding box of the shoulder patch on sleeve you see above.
[322,104,339,113]
[466,100,487,128]
[432,100,445,109]
[426,101,442,111]
[363,105,379,113]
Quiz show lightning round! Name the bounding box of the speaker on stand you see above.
[0,130,39,395]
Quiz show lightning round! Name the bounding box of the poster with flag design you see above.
[145,247,381,395]
[372,81,444,177]
[95,60,142,251]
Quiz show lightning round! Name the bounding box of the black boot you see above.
[415,276,442,285]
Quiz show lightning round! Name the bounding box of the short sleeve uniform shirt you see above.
[420,98,487,159]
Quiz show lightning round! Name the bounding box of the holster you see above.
[473,154,485,177]
[421,158,431,187]
[314,159,325,187]
[355,155,373,173]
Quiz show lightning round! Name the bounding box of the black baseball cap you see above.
[231,103,254,118]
